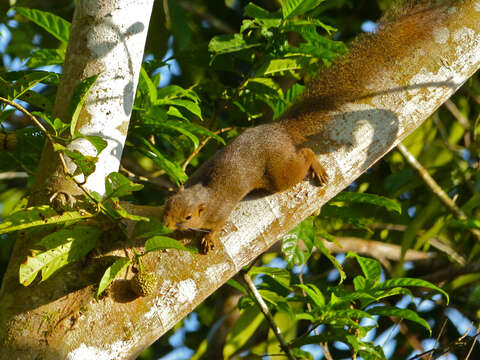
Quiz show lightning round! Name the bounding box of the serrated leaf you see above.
[70,74,99,137]
[144,236,195,253]
[282,0,325,19]
[0,205,94,234]
[16,7,71,43]
[95,257,131,299]
[367,306,431,332]
[105,172,143,199]
[27,48,65,67]
[332,192,401,214]
[19,225,101,285]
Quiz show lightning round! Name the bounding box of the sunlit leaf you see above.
[16,7,71,43]
[95,257,131,299]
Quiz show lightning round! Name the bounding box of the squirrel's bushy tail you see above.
[284,1,451,132]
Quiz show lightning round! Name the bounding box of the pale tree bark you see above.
[0,0,154,358]
[0,1,480,360]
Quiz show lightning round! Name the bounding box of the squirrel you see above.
[163,1,449,254]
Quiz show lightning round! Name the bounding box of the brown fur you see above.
[163,2,453,253]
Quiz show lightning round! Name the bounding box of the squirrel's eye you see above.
[185,215,192,220]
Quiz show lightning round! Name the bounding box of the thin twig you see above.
[242,271,296,360]
[444,99,471,148]
[427,318,447,360]
[397,143,480,243]
[0,171,29,180]
[0,96,99,207]
[181,127,234,171]
[465,325,480,360]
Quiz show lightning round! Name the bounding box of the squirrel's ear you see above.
[197,204,206,215]
[179,184,185,191]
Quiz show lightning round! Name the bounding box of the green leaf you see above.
[223,306,264,359]
[133,218,172,239]
[281,234,306,266]
[19,225,101,285]
[134,136,187,184]
[144,236,195,253]
[84,135,107,155]
[290,329,352,347]
[155,99,203,119]
[249,266,291,289]
[0,205,94,235]
[367,306,431,333]
[16,7,71,42]
[209,33,261,55]
[157,85,200,102]
[256,57,306,76]
[226,279,247,295]
[7,71,52,101]
[296,284,325,308]
[70,74,99,137]
[375,278,449,304]
[139,67,157,105]
[102,201,149,221]
[282,0,325,19]
[314,236,346,283]
[53,144,98,177]
[258,289,286,306]
[95,257,131,299]
[244,3,282,28]
[449,218,480,230]
[27,48,66,67]
[105,172,143,199]
[347,252,382,284]
[332,192,401,214]
[143,116,224,145]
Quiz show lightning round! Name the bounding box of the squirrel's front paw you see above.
[200,233,215,254]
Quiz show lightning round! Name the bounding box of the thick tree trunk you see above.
[0,1,479,360]
[0,0,153,358]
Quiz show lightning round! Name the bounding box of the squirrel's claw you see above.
[200,234,215,254]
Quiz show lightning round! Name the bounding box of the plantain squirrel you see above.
[163,2,449,253]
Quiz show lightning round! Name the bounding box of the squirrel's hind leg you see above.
[267,147,328,191]
[306,149,329,186]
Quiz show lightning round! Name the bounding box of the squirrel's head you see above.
[163,186,209,231]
